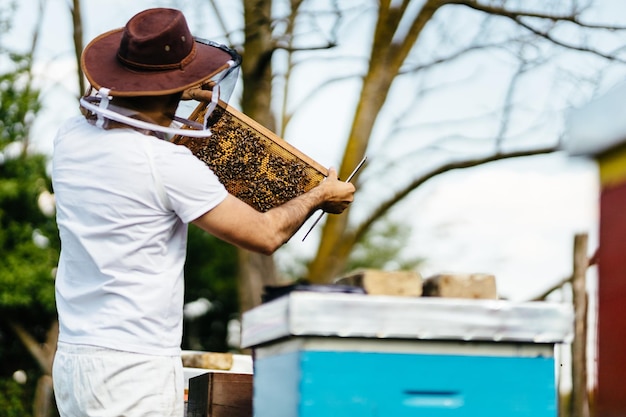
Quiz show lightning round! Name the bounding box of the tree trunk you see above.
[9,319,58,417]
[33,375,55,417]
[307,1,443,283]
[71,0,85,95]
[237,250,276,312]
[238,0,280,312]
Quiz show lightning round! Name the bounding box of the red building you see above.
[567,84,626,416]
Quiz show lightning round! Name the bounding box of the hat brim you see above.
[81,28,234,97]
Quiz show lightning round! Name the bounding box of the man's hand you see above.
[192,167,356,255]
[181,87,213,102]
[316,168,356,214]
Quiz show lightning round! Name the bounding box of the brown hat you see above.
[81,8,235,97]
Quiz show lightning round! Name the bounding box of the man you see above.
[51,8,355,417]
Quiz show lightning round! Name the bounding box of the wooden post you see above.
[570,233,589,417]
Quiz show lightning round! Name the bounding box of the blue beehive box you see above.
[241,291,573,417]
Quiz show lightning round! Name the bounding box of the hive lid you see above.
[241,291,574,348]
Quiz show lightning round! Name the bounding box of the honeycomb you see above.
[173,103,327,212]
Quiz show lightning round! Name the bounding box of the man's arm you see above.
[192,168,355,255]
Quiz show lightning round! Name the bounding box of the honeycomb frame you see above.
[173,102,328,212]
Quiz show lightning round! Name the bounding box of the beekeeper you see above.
[51,7,355,416]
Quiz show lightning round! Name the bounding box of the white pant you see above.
[53,342,184,417]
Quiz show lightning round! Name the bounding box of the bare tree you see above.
[300,0,626,283]
[63,1,626,309]
[185,0,626,309]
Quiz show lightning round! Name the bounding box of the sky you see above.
[401,154,599,301]
[4,0,622,307]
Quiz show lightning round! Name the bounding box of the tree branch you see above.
[494,51,549,150]
[400,41,511,74]
[446,0,600,27]
[528,275,572,302]
[207,0,236,48]
[447,0,626,62]
[278,0,342,134]
[514,17,626,63]
[353,146,559,243]
[5,318,53,374]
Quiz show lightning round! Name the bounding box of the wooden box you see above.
[422,273,497,299]
[187,372,253,417]
[334,269,422,297]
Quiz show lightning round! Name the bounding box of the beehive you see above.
[173,102,328,212]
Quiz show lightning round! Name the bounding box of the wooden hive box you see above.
[187,372,253,417]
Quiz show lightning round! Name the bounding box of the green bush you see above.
[0,377,32,417]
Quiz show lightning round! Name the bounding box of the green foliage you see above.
[0,12,59,417]
[183,226,239,352]
[0,58,58,315]
[280,217,423,282]
[0,378,33,417]
[345,217,423,273]
[0,57,40,146]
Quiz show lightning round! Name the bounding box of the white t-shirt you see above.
[52,116,228,355]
